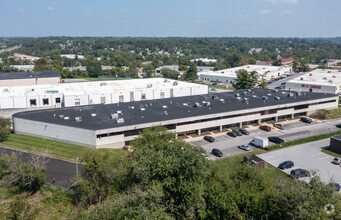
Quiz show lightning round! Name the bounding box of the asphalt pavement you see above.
[0,147,84,188]
[189,118,341,160]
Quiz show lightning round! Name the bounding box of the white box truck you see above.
[250,136,269,148]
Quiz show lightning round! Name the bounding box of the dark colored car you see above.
[290,169,310,179]
[268,136,284,144]
[211,148,223,157]
[212,82,217,85]
[239,128,249,135]
[235,130,243,136]
[336,124,341,128]
[259,125,271,132]
[278,160,294,170]
[203,136,215,142]
[300,117,312,123]
[275,86,282,89]
[227,131,237,137]
[328,183,341,192]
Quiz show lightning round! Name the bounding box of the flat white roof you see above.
[287,69,341,86]
[199,65,292,79]
[0,78,206,97]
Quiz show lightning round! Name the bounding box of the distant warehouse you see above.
[0,78,208,110]
[0,71,60,87]
[13,89,338,149]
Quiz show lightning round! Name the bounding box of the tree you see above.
[232,69,259,89]
[143,65,154,78]
[33,58,52,71]
[85,56,102,77]
[272,59,282,66]
[184,63,198,81]
[300,58,310,72]
[0,117,11,142]
[292,59,299,71]
[161,68,179,80]
[178,65,188,71]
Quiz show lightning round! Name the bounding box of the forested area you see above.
[0,126,340,219]
[0,37,340,79]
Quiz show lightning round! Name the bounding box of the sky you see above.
[1,0,341,37]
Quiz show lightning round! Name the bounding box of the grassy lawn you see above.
[326,107,341,119]
[321,148,341,158]
[193,81,234,91]
[1,134,126,162]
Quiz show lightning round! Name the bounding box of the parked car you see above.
[336,124,341,128]
[332,157,341,165]
[268,136,284,144]
[274,123,285,130]
[211,88,217,91]
[278,160,294,170]
[238,145,250,151]
[203,136,215,142]
[211,148,223,157]
[259,125,271,132]
[300,117,312,123]
[275,86,282,89]
[239,128,249,135]
[212,82,217,85]
[290,169,310,179]
[235,130,243,136]
[227,131,238,137]
[328,183,341,192]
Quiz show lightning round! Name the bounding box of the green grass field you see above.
[1,134,126,162]
[326,107,341,119]
[321,148,341,158]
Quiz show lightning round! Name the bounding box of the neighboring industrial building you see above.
[13,89,338,149]
[330,135,341,154]
[0,71,60,87]
[0,78,208,110]
[199,65,292,84]
[285,69,341,94]
[190,58,217,64]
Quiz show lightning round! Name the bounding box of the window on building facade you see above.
[30,99,36,107]
[160,92,165,98]
[141,93,146,100]
[55,97,61,103]
[119,95,124,102]
[75,98,80,106]
[101,97,106,104]
[43,98,49,105]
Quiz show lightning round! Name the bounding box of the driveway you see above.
[258,139,341,185]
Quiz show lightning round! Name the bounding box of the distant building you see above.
[327,59,341,67]
[63,66,87,71]
[256,55,295,66]
[9,53,40,62]
[199,65,292,84]
[190,58,217,64]
[60,54,85,60]
[285,69,341,94]
[10,65,35,72]
[0,71,60,87]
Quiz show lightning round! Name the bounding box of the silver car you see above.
[332,157,341,165]
[238,145,250,151]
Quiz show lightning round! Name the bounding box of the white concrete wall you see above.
[285,82,338,94]
[0,77,60,87]
[13,117,97,148]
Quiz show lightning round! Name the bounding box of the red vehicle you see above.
[259,125,271,132]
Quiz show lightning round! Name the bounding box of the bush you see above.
[0,117,11,142]
[310,109,328,120]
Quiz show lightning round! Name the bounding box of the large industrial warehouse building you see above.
[285,69,341,94]
[199,65,292,84]
[0,78,208,110]
[13,89,338,149]
[0,71,60,87]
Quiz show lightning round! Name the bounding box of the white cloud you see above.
[17,8,25,13]
[259,9,272,14]
[265,0,298,4]
[279,9,293,14]
[48,6,54,11]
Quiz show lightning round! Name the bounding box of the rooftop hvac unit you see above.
[323,77,327,80]
[91,113,97,117]
[332,75,336,78]
[212,95,218,100]
[147,84,152,88]
[241,92,247,95]
[64,116,70,120]
[140,107,146,111]
[234,93,240,97]
[173,81,178,86]
[274,96,280,100]
[100,83,107,86]
[193,102,200,107]
[273,89,278,93]
[296,92,301,96]
[300,77,304,80]
[162,105,167,109]
[111,113,119,119]
[309,73,312,76]
[219,99,224,102]
[116,110,122,114]
[182,103,189,106]
[115,118,124,124]
[204,102,211,106]
[242,98,248,102]
[58,114,64,119]
[164,111,168,115]
[74,117,82,122]
[329,80,333,83]
[164,79,170,83]
[287,93,294,97]
[262,96,268,100]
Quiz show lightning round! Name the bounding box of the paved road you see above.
[258,139,341,185]
[267,72,305,89]
[0,147,84,188]
[189,118,341,160]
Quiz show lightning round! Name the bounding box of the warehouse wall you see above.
[0,77,60,87]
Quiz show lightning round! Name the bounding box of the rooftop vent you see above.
[162,105,167,109]
[74,117,82,122]
[296,92,301,96]
[241,92,247,95]
[140,107,146,111]
[273,89,278,93]
[115,118,124,124]
[287,93,294,97]
[100,82,107,86]
[91,113,97,117]
[323,77,327,80]
[147,84,152,88]
[131,106,135,109]
[111,113,119,119]
[164,111,168,115]
[193,102,201,107]
[242,98,248,102]
[182,103,189,106]
[267,93,272,96]
[234,93,240,97]
[116,110,122,114]
[309,73,313,76]
[64,116,70,120]
[219,99,224,102]
[204,102,211,106]
[262,96,268,100]
[301,77,304,80]
[274,96,280,100]
[164,79,170,83]
[212,95,218,100]
[332,75,336,78]
[58,114,64,119]
[173,81,178,86]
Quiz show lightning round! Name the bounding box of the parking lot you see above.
[189,118,341,160]
[267,72,305,89]
[258,139,341,185]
